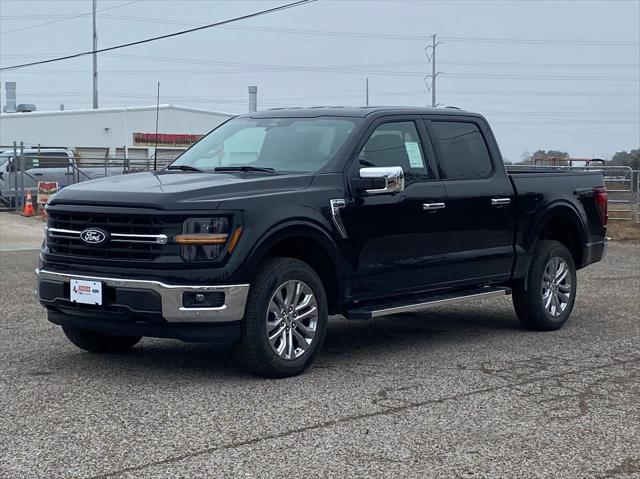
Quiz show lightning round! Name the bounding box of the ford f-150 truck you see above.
[37,107,608,378]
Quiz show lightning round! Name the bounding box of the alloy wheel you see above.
[266,280,318,360]
[541,256,572,317]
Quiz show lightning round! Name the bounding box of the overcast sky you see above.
[1,0,639,161]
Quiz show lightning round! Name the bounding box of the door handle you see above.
[491,198,511,206]
[33,173,43,176]
[423,202,446,210]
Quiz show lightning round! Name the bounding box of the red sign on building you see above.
[133,133,204,147]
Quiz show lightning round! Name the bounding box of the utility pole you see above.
[365,78,369,106]
[424,33,442,107]
[153,81,160,171]
[92,0,98,109]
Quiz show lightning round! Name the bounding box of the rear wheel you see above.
[236,257,328,378]
[512,240,577,331]
[62,325,141,353]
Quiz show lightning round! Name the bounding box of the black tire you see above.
[236,257,328,378]
[62,325,142,353]
[512,239,577,331]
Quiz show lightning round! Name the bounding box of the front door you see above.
[340,118,448,301]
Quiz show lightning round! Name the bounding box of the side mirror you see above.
[357,166,405,195]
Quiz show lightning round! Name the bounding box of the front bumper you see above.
[37,269,249,323]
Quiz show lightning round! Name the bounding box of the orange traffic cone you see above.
[23,190,35,217]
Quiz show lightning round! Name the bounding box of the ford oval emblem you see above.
[80,228,108,245]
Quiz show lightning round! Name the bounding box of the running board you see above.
[344,286,511,320]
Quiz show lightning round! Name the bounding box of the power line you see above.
[443,35,640,46]
[0,0,316,71]
[101,53,640,72]
[0,0,142,36]
[7,66,638,82]
[96,14,640,46]
[1,14,74,20]
[21,89,640,115]
[5,51,637,70]
[103,53,639,71]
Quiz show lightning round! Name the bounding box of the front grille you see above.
[47,210,183,261]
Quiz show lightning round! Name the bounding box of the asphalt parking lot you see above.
[1,218,639,478]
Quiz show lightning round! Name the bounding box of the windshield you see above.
[170,116,359,173]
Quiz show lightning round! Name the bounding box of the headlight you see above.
[176,217,241,261]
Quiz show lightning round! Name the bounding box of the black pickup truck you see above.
[37,107,608,377]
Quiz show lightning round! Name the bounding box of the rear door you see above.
[424,116,515,285]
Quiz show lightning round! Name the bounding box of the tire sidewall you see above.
[531,242,577,326]
[244,259,328,376]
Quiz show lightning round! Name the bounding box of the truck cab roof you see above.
[242,106,485,120]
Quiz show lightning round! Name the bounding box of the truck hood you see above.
[49,171,315,210]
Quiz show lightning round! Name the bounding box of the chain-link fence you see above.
[2,146,639,223]
[0,147,175,209]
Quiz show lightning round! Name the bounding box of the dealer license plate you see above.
[70,279,103,305]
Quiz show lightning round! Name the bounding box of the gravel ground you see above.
[0,213,46,252]
[0,242,639,478]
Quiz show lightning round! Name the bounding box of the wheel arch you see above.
[246,220,345,314]
[537,203,586,265]
[521,201,588,275]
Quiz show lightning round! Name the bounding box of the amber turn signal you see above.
[174,233,228,245]
[226,227,243,252]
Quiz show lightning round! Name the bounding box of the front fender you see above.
[246,219,345,275]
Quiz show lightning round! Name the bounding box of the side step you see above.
[344,286,511,320]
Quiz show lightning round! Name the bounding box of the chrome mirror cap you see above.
[359,166,405,194]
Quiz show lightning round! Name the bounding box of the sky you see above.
[0,0,639,162]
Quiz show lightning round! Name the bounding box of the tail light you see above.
[593,186,608,226]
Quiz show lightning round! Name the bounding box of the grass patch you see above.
[607,220,640,241]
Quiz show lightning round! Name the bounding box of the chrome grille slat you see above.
[46,211,181,261]
[46,228,168,245]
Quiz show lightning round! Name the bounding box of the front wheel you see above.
[512,240,577,331]
[236,257,328,378]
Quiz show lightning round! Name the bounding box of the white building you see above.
[0,104,233,159]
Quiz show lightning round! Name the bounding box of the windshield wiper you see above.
[214,166,276,174]
[165,165,206,173]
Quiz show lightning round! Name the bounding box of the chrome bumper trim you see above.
[36,269,249,323]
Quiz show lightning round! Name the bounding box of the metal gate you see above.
[636,170,640,224]
[600,166,635,221]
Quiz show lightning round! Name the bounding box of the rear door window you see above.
[9,154,70,170]
[38,153,71,168]
[430,121,493,180]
